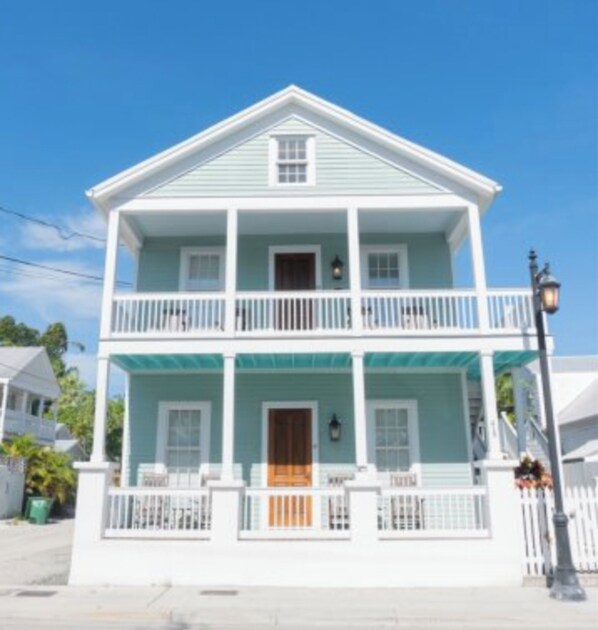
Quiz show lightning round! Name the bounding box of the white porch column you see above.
[466,203,490,331]
[225,208,238,336]
[90,357,110,463]
[347,207,363,334]
[221,353,236,481]
[0,382,8,442]
[120,373,131,487]
[352,351,370,475]
[37,397,45,419]
[511,368,527,455]
[479,352,502,459]
[99,210,121,339]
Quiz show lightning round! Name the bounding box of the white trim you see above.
[360,244,410,289]
[366,399,421,483]
[260,401,319,489]
[179,246,226,292]
[156,401,212,478]
[121,373,131,487]
[460,369,474,469]
[268,245,323,291]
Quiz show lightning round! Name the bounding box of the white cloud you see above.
[20,210,106,252]
[0,258,103,321]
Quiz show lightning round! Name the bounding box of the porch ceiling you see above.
[112,350,537,376]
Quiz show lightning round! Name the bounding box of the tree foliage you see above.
[1,435,77,506]
[0,315,71,376]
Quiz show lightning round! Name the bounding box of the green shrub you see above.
[1,435,76,507]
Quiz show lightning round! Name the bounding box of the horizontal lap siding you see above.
[146,118,440,197]
[127,372,471,488]
[136,233,451,292]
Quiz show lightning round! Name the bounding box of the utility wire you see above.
[0,264,106,286]
[0,255,132,287]
[0,204,106,243]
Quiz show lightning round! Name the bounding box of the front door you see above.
[274,253,316,330]
[267,408,312,527]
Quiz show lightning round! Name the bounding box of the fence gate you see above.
[519,486,598,577]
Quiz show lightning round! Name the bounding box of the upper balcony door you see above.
[274,253,316,331]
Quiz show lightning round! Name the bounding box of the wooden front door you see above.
[274,253,316,330]
[267,408,312,527]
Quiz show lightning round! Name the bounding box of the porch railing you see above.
[109,289,534,337]
[378,487,488,538]
[235,291,351,334]
[105,487,211,538]
[112,293,226,336]
[240,487,350,539]
[487,289,534,331]
[361,290,478,332]
[4,410,55,443]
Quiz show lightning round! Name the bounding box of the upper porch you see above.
[101,199,538,345]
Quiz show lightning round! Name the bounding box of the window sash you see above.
[374,408,411,472]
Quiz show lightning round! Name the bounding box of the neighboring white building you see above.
[0,347,60,445]
[71,86,542,588]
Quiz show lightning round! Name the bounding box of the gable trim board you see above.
[87,86,500,213]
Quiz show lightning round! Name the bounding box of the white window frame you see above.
[360,245,409,290]
[155,401,212,477]
[179,247,226,292]
[366,399,421,483]
[268,134,316,187]
[268,245,322,291]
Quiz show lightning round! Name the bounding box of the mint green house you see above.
[70,87,539,587]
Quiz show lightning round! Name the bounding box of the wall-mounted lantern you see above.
[329,413,342,441]
[331,255,344,281]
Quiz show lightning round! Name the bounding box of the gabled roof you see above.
[0,347,60,399]
[559,378,598,426]
[563,439,598,462]
[87,85,501,211]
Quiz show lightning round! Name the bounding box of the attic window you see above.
[269,135,315,186]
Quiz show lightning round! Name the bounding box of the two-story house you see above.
[70,87,541,587]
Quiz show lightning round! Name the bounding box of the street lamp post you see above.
[529,249,586,601]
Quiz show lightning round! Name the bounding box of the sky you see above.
[0,0,596,392]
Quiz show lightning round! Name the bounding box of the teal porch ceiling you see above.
[112,350,537,377]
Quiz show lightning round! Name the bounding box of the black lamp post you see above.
[529,249,585,601]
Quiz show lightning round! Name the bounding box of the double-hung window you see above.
[367,401,420,482]
[269,135,315,186]
[360,245,409,290]
[156,402,211,488]
[180,247,225,292]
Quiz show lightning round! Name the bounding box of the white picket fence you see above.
[519,486,598,576]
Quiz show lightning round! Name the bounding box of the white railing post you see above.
[100,210,120,339]
[208,480,245,545]
[466,203,489,331]
[72,462,113,545]
[347,207,363,334]
[346,480,380,544]
[0,382,8,443]
[221,353,236,482]
[90,357,110,463]
[225,208,238,336]
[479,351,502,459]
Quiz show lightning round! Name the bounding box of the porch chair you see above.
[388,472,424,531]
[326,472,354,530]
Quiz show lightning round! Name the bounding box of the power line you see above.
[0,255,132,287]
[0,264,106,286]
[0,204,106,243]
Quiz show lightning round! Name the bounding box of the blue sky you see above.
[0,1,596,390]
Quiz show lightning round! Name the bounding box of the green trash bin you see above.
[25,497,53,525]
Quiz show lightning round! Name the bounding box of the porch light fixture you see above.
[528,249,585,601]
[328,414,342,441]
[331,255,344,281]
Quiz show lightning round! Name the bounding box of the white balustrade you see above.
[109,289,536,337]
[111,293,226,335]
[378,487,488,537]
[235,291,351,334]
[4,410,55,443]
[105,487,212,538]
[241,487,350,538]
[487,289,534,331]
[361,290,479,332]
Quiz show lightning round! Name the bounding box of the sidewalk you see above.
[0,585,596,629]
